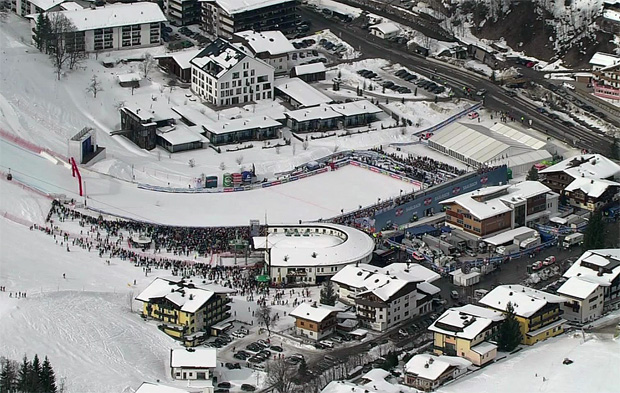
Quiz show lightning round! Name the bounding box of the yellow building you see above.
[136,277,233,346]
[479,284,567,345]
[429,304,504,366]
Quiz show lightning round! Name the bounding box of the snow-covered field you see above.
[439,332,620,393]
[0,138,415,226]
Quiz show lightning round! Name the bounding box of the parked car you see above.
[241,385,256,392]
[543,256,556,266]
[218,383,232,389]
[332,336,343,343]
[532,261,544,271]
[246,343,260,352]
[468,112,479,120]
[450,290,459,299]
[270,345,283,352]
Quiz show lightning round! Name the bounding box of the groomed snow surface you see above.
[439,332,620,393]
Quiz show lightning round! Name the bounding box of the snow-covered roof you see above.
[417,281,441,296]
[266,223,375,268]
[471,341,497,355]
[59,2,83,11]
[370,22,400,35]
[563,249,620,286]
[331,265,374,288]
[155,49,202,70]
[170,348,217,368]
[489,123,547,150]
[563,177,620,198]
[47,3,166,31]
[478,285,566,318]
[157,124,206,146]
[483,227,537,246]
[361,368,391,382]
[331,262,438,291]
[589,52,620,68]
[26,0,67,11]
[404,354,471,381]
[429,305,504,340]
[191,39,248,78]
[539,154,620,180]
[284,105,343,122]
[321,381,379,393]
[293,62,327,76]
[135,277,216,313]
[117,73,142,83]
[203,115,281,135]
[363,279,410,302]
[205,0,296,15]
[234,30,295,56]
[603,9,620,22]
[275,78,332,108]
[135,383,192,393]
[556,276,600,300]
[439,181,550,221]
[289,303,341,323]
[331,100,382,117]
[430,123,513,165]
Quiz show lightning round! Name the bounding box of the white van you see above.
[319,340,334,348]
[563,82,575,90]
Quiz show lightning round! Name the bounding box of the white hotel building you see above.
[190,38,274,106]
[27,2,166,52]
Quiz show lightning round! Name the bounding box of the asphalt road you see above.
[300,8,613,155]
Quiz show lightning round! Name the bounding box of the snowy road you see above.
[0,138,414,226]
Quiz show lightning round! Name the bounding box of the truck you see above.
[422,234,457,256]
[520,236,541,249]
[496,244,520,256]
[562,233,584,248]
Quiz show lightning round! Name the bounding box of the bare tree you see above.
[86,75,103,98]
[266,358,297,393]
[255,303,275,336]
[168,78,177,93]
[302,140,309,150]
[141,52,155,79]
[0,0,10,22]
[235,155,244,165]
[48,13,78,80]
[188,158,195,167]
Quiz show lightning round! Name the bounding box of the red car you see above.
[412,251,425,261]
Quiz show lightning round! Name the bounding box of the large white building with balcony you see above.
[27,2,166,52]
[190,38,274,106]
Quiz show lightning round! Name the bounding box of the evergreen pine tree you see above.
[297,358,308,376]
[39,357,57,393]
[583,210,605,250]
[497,302,522,351]
[17,355,31,393]
[526,165,539,181]
[319,280,338,306]
[30,355,41,393]
[0,358,18,393]
[42,14,52,54]
[33,13,46,51]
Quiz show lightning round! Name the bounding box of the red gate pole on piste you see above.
[70,157,83,196]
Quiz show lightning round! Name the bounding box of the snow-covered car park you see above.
[337,59,450,98]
